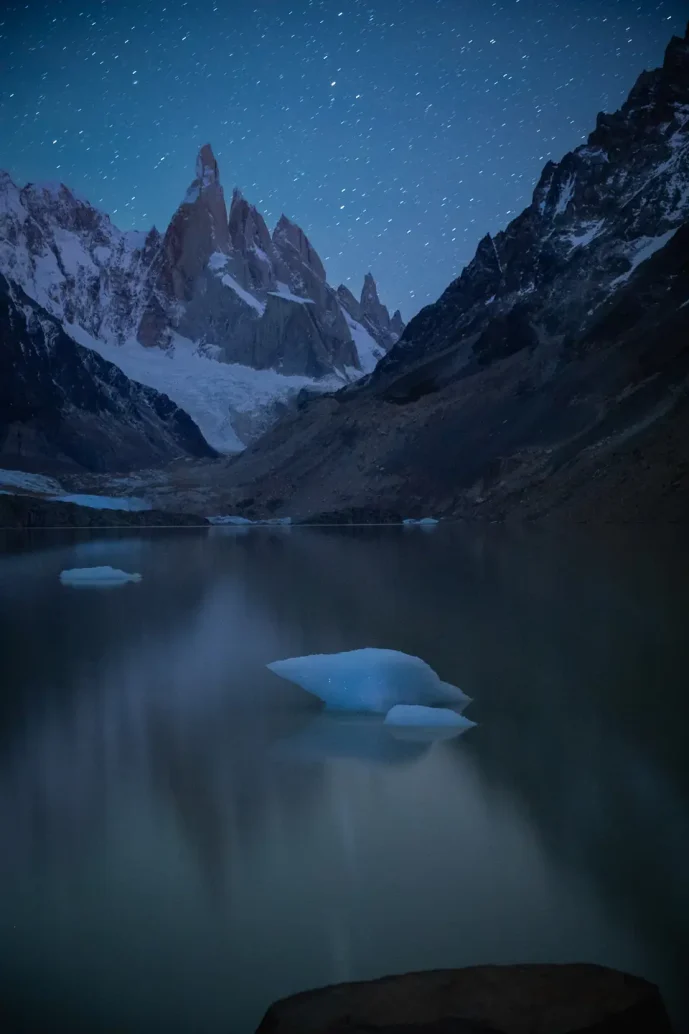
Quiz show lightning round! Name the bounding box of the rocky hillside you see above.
[0,273,215,471]
[204,23,689,522]
[0,148,402,453]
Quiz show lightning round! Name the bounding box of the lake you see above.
[0,525,687,1033]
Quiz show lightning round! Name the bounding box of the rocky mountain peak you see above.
[336,283,363,321]
[273,214,327,283]
[194,143,220,191]
[361,271,391,330]
[361,271,378,303]
[140,143,229,328]
[390,310,405,338]
[228,187,273,259]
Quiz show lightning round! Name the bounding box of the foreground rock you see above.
[0,494,206,529]
[256,964,673,1033]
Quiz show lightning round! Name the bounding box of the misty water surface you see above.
[0,525,687,1033]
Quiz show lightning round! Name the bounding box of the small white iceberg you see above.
[266,647,471,715]
[59,566,142,586]
[385,704,476,730]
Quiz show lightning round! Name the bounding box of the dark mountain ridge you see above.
[202,23,689,522]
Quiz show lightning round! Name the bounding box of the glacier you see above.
[266,648,472,714]
[50,494,152,512]
[66,324,344,454]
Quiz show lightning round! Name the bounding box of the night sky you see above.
[0,1,686,318]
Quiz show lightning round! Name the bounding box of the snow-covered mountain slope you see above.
[0,173,157,344]
[0,273,215,471]
[377,25,689,386]
[0,147,404,455]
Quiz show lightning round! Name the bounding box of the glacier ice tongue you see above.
[60,566,142,586]
[266,647,471,714]
[49,493,151,511]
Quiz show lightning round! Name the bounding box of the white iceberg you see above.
[59,566,142,586]
[384,704,476,730]
[266,648,472,715]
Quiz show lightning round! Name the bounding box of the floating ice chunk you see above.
[385,704,476,730]
[60,566,142,586]
[403,517,439,526]
[266,648,472,714]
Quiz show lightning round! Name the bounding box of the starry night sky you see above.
[0,0,686,318]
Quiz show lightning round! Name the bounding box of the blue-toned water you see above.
[0,525,687,1032]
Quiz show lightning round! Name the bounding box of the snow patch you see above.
[610,230,678,289]
[554,174,575,215]
[251,245,271,265]
[221,273,266,314]
[269,282,314,304]
[566,220,605,250]
[207,251,228,271]
[342,309,385,374]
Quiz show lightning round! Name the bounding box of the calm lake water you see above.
[0,525,687,1033]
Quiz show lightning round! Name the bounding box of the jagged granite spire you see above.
[361,272,391,331]
[336,283,363,321]
[390,310,405,338]
[227,186,277,290]
[273,214,327,283]
[137,143,231,345]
